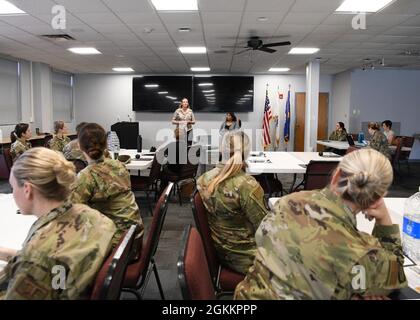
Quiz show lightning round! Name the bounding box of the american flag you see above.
[263,87,272,148]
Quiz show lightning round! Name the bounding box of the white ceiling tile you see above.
[383,0,420,15]
[291,0,342,13]
[75,12,122,24]
[158,12,201,25]
[102,0,153,13]
[401,14,420,27]
[200,0,246,12]
[53,0,109,13]
[116,12,161,25]
[283,12,330,25]
[384,26,420,36]
[245,0,294,12]
[367,13,415,26]
[201,12,242,25]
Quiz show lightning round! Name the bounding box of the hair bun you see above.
[352,171,369,188]
[88,148,102,160]
[53,159,76,187]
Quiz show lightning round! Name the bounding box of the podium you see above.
[110,122,139,149]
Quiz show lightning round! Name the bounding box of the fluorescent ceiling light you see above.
[269,67,291,72]
[0,0,26,15]
[244,94,253,97]
[289,47,319,55]
[166,96,177,100]
[158,91,168,94]
[112,67,134,72]
[204,94,215,97]
[198,83,213,87]
[151,0,198,11]
[145,84,159,88]
[68,47,101,55]
[248,90,253,93]
[202,90,214,93]
[335,0,394,13]
[191,67,210,72]
[179,46,207,54]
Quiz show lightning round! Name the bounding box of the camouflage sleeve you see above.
[70,171,94,204]
[339,132,348,141]
[240,181,268,231]
[49,138,59,151]
[369,133,384,151]
[352,224,407,297]
[328,131,335,140]
[4,260,54,300]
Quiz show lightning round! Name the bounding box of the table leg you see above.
[289,174,297,194]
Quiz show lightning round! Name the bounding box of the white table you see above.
[0,194,37,272]
[317,140,412,152]
[268,197,419,295]
[118,149,154,171]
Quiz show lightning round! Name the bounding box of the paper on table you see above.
[405,265,420,293]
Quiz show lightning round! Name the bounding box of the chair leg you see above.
[145,191,153,216]
[177,183,183,206]
[152,259,165,300]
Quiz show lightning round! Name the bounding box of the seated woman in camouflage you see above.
[70,123,144,258]
[368,122,391,159]
[0,147,116,299]
[49,120,71,152]
[235,149,407,300]
[63,122,87,163]
[10,123,32,163]
[328,122,347,141]
[197,131,268,275]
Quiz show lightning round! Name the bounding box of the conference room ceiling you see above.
[0,0,419,74]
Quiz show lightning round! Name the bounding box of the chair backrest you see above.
[137,182,173,285]
[304,160,340,190]
[70,159,87,173]
[179,144,201,178]
[44,135,53,148]
[148,154,162,183]
[346,146,358,154]
[177,224,216,300]
[0,148,13,179]
[191,189,220,284]
[90,225,137,300]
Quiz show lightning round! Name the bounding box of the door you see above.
[294,92,329,152]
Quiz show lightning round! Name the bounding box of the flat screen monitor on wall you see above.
[132,76,192,112]
[193,76,254,112]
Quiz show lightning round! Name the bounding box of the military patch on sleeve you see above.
[15,276,49,299]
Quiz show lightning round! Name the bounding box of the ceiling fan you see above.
[222,36,291,55]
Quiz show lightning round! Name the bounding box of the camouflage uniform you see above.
[49,135,71,153]
[10,138,31,163]
[329,130,347,141]
[234,188,407,300]
[0,201,116,300]
[63,140,86,162]
[70,157,144,252]
[197,165,268,275]
[369,131,391,159]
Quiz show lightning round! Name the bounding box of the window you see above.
[52,71,73,122]
[0,58,20,125]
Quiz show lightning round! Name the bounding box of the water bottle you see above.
[358,131,364,143]
[403,187,420,264]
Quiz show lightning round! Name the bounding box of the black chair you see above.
[44,134,53,148]
[165,144,201,205]
[178,224,217,300]
[294,160,340,191]
[122,183,173,300]
[0,148,13,179]
[130,154,162,215]
[90,225,137,300]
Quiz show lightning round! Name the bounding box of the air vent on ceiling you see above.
[40,34,76,41]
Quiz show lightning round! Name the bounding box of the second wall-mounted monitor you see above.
[133,76,192,112]
[193,76,254,112]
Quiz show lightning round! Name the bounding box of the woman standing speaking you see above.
[171,98,195,145]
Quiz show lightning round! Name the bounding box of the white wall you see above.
[73,74,333,150]
[349,70,420,136]
[331,71,352,131]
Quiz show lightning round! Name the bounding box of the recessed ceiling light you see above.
[166,96,177,100]
[191,67,210,72]
[67,47,101,55]
[179,46,206,54]
[151,0,198,11]
[145,84,159,88]
[178,27,191,32]
[269,67,291,72]
[335,0,394,13]
[112,67,134,72]
[0,0,26,15]
[202,90,214,93]
[158,91,169,94]
[198,83,213,87]
[257,17,269,22]
[289,48,320,55]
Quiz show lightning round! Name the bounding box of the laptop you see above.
[346,134,355,146]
